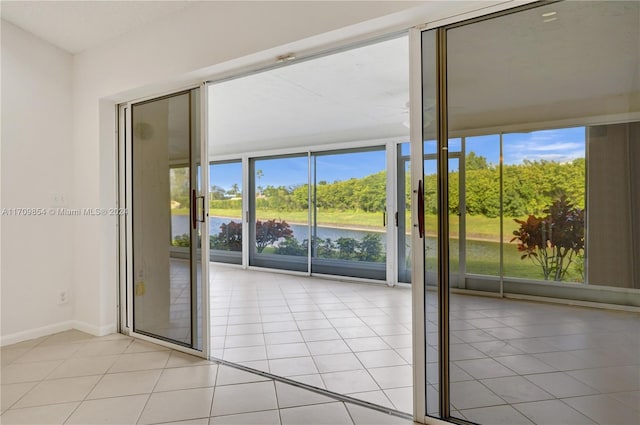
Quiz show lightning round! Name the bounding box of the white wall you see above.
[1,21,74,344]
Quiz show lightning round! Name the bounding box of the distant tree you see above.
[210,185,227,200]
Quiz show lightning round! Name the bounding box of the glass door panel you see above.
[311,147,387,280]
[397,143,411,283]
[131,89,205,350]
[209,160,243,265]
[249,155,309,272]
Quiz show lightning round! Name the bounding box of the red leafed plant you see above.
[255,219,293,253]
[511,196,584,281]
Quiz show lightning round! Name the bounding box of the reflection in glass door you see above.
[130,89,206,352]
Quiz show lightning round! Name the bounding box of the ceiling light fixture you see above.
[543,17,558,23]
[542,11,557,17]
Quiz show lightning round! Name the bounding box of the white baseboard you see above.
[0,321,74,347]
[1,321,118,347]
[72,320,117,337]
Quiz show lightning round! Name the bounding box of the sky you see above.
[210,127,586,190]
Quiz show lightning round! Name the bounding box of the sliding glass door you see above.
[414,2,640,423]
[128,88,208,353]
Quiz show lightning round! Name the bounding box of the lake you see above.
[171,215,388,248]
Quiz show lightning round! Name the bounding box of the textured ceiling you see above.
[1,1,192,53]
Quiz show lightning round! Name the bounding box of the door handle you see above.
[383,211,386,227]
[197,196,205,223]
[418,180,425,238]
[395,211,399,227]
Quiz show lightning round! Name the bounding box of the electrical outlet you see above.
[58,290,69,304]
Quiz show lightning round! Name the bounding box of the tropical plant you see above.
[255,219,293,253]
[511,196,584,281]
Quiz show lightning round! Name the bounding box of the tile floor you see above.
[208,265,640,424]
[0,330,414,425]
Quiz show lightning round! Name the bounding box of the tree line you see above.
[205,154,585,219]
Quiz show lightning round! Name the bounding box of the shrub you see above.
[511,196,584,281]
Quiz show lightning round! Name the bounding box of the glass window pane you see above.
[249,155,309,272]
[209,161,243,264]
[311,147,386,280]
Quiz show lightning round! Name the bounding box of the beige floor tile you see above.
[450,380,505,410]
[524,372,599,398]
[1,360,63,384]
[456,358,518,380]
[568,366,640,393]
[275,382,333,408]
[215,365,270,386]
[163,419,210,425]
[0,348,29,366]
[459,405,534,425]
[280,402,353,425]
[138,387,214,425]
[210,409,281,425]
[269,357,318,377]
[345,404,411,425]
[266,343,310,359]
[495,354,556,375]
[73,339,133,357]
[87,369,162,399]
[480,376,553,404]
[155,364,217,392]
[224,334,265,348]
[0,382,37,412]
[65,394,148,424]
[0,402,78,425]
[609,391,640,411]
[314,353,363,373]
[288,373,326,389]
[211,381,277,416]
[383,387,413,413]
[563,394,640,425]
[368,365,412,389]
[322,370,379,394]
[13,344,81,364]
[513,399,596,425]
[47,355,120,379]
[108,351,170,373]
[344,337,390,352]
[39,330,94,346]
[223,346,267,363]
[346,390,394,409]
[124,340,170,354]
[306,340,351,356]
[355,350,407,368]
[14,375,101,408]
[165,351,215,368]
